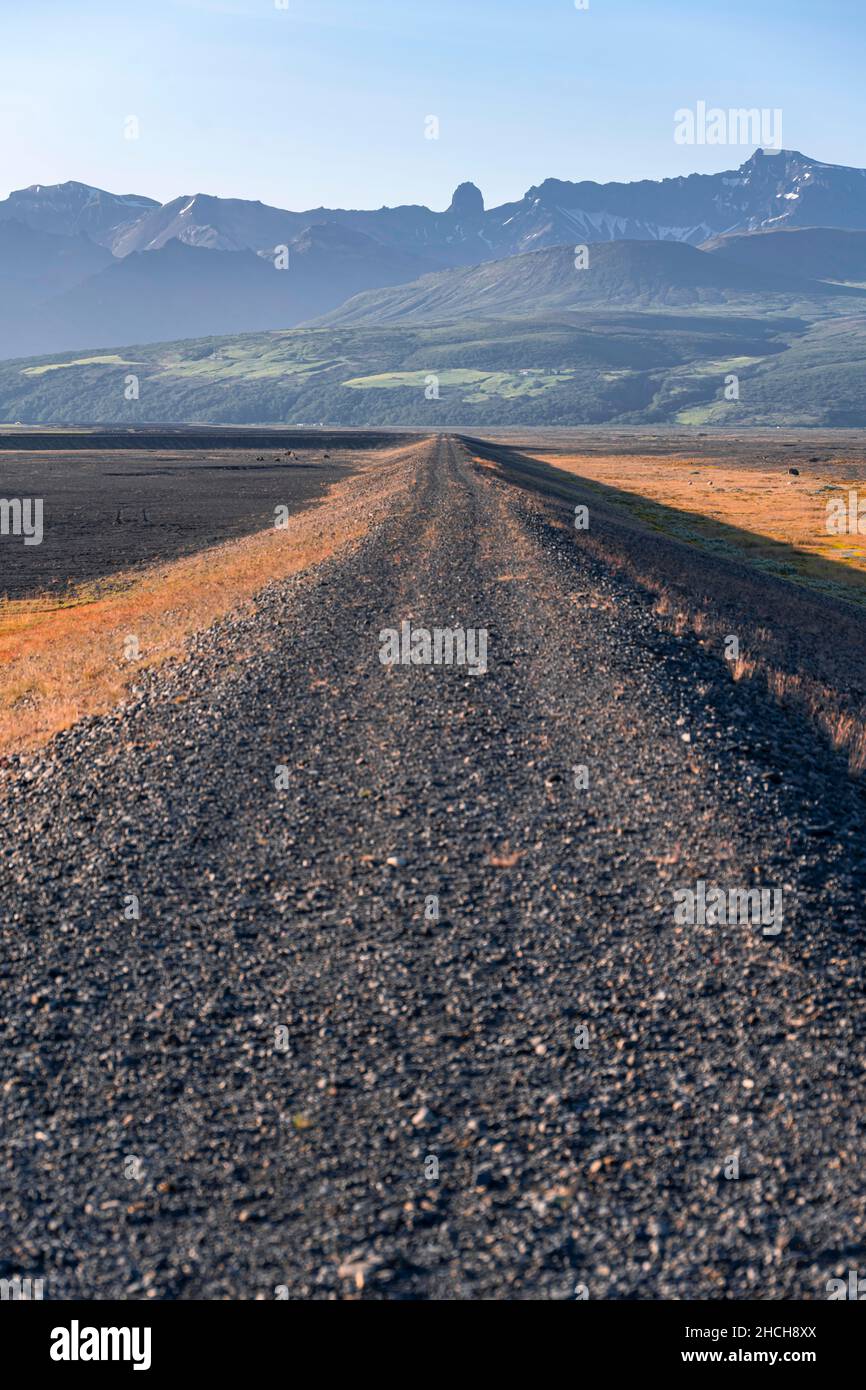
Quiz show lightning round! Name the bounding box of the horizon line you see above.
[1,145,848,216]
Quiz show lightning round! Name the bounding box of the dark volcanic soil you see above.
[0,432,411,599]
[1,435,865,1301]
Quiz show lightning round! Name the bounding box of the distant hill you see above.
[0,225,437,360]
[316,240,865,326]
[0,221,114,358]
[703,227,866,284]
[47,223,436,346]
[3,304,863,429]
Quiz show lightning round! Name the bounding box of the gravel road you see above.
[2,434,865,1301]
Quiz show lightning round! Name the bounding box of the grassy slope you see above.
[0,301,863,427]
[314,239,866,324]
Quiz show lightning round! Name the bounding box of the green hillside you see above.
[1,306,864,428]
[314,240,865,326]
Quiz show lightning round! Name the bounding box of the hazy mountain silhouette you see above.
[6,150,866,357]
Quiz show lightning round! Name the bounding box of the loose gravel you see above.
[1,435,865,1300]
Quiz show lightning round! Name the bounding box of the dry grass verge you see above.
[530,451,866,608]
[473,442,866,775]
[0,442,415,759]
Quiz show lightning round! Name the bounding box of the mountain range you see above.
[3,149,866,360]
[7,150,866,264]
[4,148,866,426]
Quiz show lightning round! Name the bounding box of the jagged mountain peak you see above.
[448,182,484,218]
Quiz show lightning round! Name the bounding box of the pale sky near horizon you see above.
[1,0,864,211]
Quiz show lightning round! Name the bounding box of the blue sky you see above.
[1,0,864,211]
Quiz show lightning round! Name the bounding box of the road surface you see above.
[2,435,864,1300]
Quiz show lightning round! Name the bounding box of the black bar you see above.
[6,1296,857,1377]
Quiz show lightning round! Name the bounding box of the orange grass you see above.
[476,445,866,775]
[532,451,866,602]
[0,445,412,758]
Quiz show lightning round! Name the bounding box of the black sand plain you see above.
[0,428,413,599]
